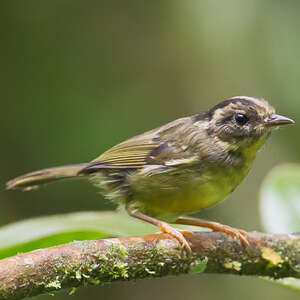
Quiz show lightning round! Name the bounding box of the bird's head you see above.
[204,96,294,154]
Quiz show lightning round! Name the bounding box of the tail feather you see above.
[6,163,90,191]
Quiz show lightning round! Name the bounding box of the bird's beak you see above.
[265,114,295,127]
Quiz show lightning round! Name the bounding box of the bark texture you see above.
[0,231,300,300]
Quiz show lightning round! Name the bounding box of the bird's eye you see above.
[235,113,249,126]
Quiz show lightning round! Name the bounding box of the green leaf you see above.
[0,211,158,259]
[0,211,198,260]
[263,277,300,292]
[260,164,300,233]
[260,164,300,291]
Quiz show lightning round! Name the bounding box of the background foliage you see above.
[1,1,300,299]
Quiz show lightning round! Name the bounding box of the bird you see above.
[7,96,294,253]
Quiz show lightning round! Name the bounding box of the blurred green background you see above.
[1,0,300,299]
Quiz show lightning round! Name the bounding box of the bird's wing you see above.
[94,138,161,167]
[82,116,199,171]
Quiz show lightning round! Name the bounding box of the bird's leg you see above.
[127,208,192,254]
[175,217,250,246]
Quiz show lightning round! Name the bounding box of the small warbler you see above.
[7,96,294,253]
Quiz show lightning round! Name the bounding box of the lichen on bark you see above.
[0,231,300,300]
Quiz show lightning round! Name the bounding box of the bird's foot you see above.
[209,223,250,246]
[176,218,250,246]
[126,209,193,255]
[158,222,192,254]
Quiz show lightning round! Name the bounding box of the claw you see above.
[220,225,250,246]
[159,223,192,254]
[126,209,193,255]
[176,218,250,247]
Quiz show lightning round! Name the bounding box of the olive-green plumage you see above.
[7,96,294,252]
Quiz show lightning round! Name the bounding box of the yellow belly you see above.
[129,166,248,222]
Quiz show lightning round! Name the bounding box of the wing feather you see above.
[93,140,160,166]
[88,116,199,168]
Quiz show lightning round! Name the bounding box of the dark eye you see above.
[235,113,249,126]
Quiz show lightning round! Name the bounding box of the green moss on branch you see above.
[0,231,300,300]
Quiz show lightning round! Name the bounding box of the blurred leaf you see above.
[260,164,300,233]
[0,211,199,260]
[264,277,300,292]
[0,211,158,259]
[260,164,300,291]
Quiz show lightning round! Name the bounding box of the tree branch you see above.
[0,231,300,300]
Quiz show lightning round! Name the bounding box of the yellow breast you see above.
[129,164,250,222]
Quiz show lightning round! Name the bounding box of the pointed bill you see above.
[266,114,295,127]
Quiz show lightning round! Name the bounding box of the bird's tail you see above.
[6,163,91,191]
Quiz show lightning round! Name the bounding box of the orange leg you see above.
[176,218,250,246]
[127,209,192,254]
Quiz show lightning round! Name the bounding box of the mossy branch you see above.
[0,231,300,300]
